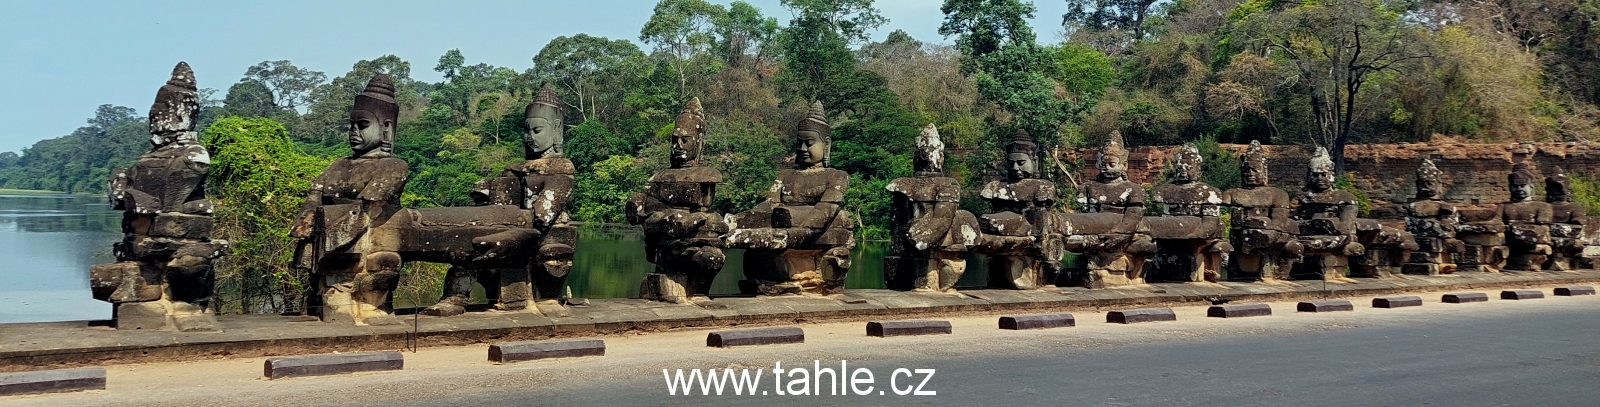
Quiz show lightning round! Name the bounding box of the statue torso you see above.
[1077,179,1144,214]
[980,178,1057,214]
[315,156,409,207]
[1152,182,1222,216]
[775,168,848,205]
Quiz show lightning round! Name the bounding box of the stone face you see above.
[998,313,1076,330]
[263,351,403,379]
[706,327,806,347]
[1107,308,1177,323]
[1297,300,1355,312]
[1501,290,1545,300]
[725,103,855,295]
[1442,292,1489,303]
[1554,286,1595,296]
[867,320,953,337]
[489,339,605,363]
[1372,296,1423,308]
[1207,303,1272,318]
[628,98,728,302]
[0,367,106,396]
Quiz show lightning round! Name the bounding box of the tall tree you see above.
[242,60,327,112]
[942,0,1073,148]
[221,80,278,119]
[1062,0,1161,41]
[533,34,647,121]
[780,0,888,45]
[640,0,726,97]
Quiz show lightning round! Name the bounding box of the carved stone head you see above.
[149,62,199,149]
[670,97,707,168]
[1240,140,1269,188]
[524,83,565,159]
[1305,147,1336,192]
[1509,162,1534,202]
[914,124,945,176]
[794,101,831,169]
[1546,166,1572,203]
[349,74,398,158]
[1415,158,1444,200]
[1171,143,1202,184]
[1004,129,1038,182]
[1096,131,1129,183]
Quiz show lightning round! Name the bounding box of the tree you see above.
[534,35,648,121]
[714,1,781,65]
[942,0,1073,148]
[242,60,327,112]
[221,80,279,119]
[1062,0,1161,42]
[640,0,726,97]
[1230,0,1432,173]
[780,0,888,45]
[301,55,420,144]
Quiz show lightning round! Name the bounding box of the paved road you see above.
[7,290,1599,406]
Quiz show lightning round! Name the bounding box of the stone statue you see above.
[91,62,228,331]
[1069,131,1156,288]
[1221,140,1303,282]
[1292,147,1364,282]
[975,129,1063,289]
[1402,158,1462,275]
[1501,163,1555,271]
[1456,205,1510,273]
[883,124,980,292]
[725,102,856,295]
[429,83,579,312]
[1146,143,1230,283]
[1545,167,1589,271]
[627,97,729,302]
[290,74,411,325]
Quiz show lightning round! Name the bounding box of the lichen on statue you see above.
[1146,143,1231,283]
[724,101,855,295]
[92,61,229,332]
[1221,140,1303,282]
[1291,147,1364,282]
[975,129,1065,289]
[627,97,729,302]
[1063,131,1156,288]
[883,124,980,292]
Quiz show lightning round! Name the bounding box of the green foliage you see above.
[572,155,647,223]
[0,105,146,193]
[1569,173,1600,217]
[1052,44,1116,96]
[1334,172,1372,217]
[202,117,330,313]
[1195,137,1240,191]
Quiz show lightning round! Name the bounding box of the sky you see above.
[0,0,1069,154]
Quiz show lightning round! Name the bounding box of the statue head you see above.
[524,83,565,159]
[1415,158,1444,200]
[670,97,707,168]
[1509,162,1534,202]
[1305,147,1336,192]
[1004,129,1038,181]
[914,124,945,176]
[1097,131,1129,183]
[1240,140,1269,188]
[148,62,199,149]
[1171,143,1203,184]
[349,74,398,158]
[1546,166,1571,203]
[794,101,831,169]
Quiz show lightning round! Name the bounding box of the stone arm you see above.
[1338,203,1359,236]
[526,174,575,228]
[289,178,328,240]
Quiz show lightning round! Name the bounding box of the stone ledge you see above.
[1373,296,1423,308]
[1298,300,1355,312]
[998,314,1075,330]
[263,351,402,380]
[867,320,952,337]
[706,327,804,347]
[1108,308,1177,324]
[1442,292,1489,303]
[1207,303,1272,318]
[1501,290,1546,300]
[0,367,104,396]
[1554,286,1595,296]
[489,339,604,363]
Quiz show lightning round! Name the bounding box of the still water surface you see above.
[0,192,986,323]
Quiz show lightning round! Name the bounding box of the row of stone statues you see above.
[90,63,1592,330]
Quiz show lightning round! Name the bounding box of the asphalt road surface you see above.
[6,289,1598,407]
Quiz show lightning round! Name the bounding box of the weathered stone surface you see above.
[1442,292,1489,303]
[1500,290,1545,300]
[998,313,1075,330]
[707,327,806,347]
[1207,303,1272,318]
[1223,141,1302,283]
[867,320,953,337]
[1372,296,1423,308]
[1554,286,1595,296]
[1107,308,1177,324]
[883,125,978,292]
[0,367,105,396]
[626,101,728,302]
[489,339,605,363]
[1297,300,1355,312]
[263,351,403,379]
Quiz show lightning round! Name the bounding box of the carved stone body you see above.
[1145,144,1230,283]
[884,124,978,292]
[628,168,727,302]
[1292,148,1364,281]
[1503,163,1553,271]
[1544,169,1589,271]
[294,155,410,325]
[91,62,228,332]
[1455,206,1509,272]
[1070,178,1156,288]
[1404,198,1463,275]
[1352,217,1417,278]
[1222,141,1302,282]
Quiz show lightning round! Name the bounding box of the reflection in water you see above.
[0,192,998,323]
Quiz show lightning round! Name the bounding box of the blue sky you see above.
[0,0,1068,153]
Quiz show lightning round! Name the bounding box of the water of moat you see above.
[0,192,991,324]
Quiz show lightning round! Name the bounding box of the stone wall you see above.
[1063,142,1600,206]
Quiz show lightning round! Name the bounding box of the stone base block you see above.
[998,313,1075,330]
[1207,303,1272,318]
[640,273,690,303]
[1442,292,1489,303]
[707,327,806,347]
[1372,296,1423,308]
[1555,286,1596,296]
[0,367,105,396]
[489,339,605,363]
[264,351,403,380]
[115,301,169,330]
[1297,300,1354,312]
[1107,308,1177,324]
[1500,290,1545,300]
[867,320,952,337]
